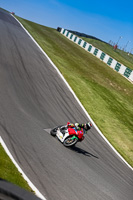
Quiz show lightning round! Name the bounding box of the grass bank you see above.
[16,16,133,167]
[81,37,133,70]
[0,144,32,192]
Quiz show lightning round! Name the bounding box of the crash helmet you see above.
[84,122,92,130]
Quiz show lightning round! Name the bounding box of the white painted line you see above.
[11,15,133,172]
[0,136,46,200]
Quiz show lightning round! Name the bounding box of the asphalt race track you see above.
[0,9,133,200]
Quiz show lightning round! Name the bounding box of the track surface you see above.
[0,9,133,200]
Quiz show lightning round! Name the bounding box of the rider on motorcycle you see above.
[67,122,92,134]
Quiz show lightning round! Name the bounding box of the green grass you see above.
[0,144,32,192]
[15,16,133,167]
[81,37,133,70]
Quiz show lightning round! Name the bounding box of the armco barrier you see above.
[58,28,133,83]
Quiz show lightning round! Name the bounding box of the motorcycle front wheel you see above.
[63,136,78,147]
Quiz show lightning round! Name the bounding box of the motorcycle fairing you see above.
[68,127,84,139]
[56,129,69,143]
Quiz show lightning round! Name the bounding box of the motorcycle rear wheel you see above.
[50,129,57,136]
[50,126,62,137]
[63,136,78,147]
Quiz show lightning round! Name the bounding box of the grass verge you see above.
[0,143,32,192]
[81,37,133,70]
[15,16,133,167]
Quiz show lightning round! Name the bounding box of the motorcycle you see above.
[50,122,86,147]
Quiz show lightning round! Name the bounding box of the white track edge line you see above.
[12,15,133,171]
[0,136,46,200]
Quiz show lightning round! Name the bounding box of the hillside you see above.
[15,16,133,167]
[81,37,133,70]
